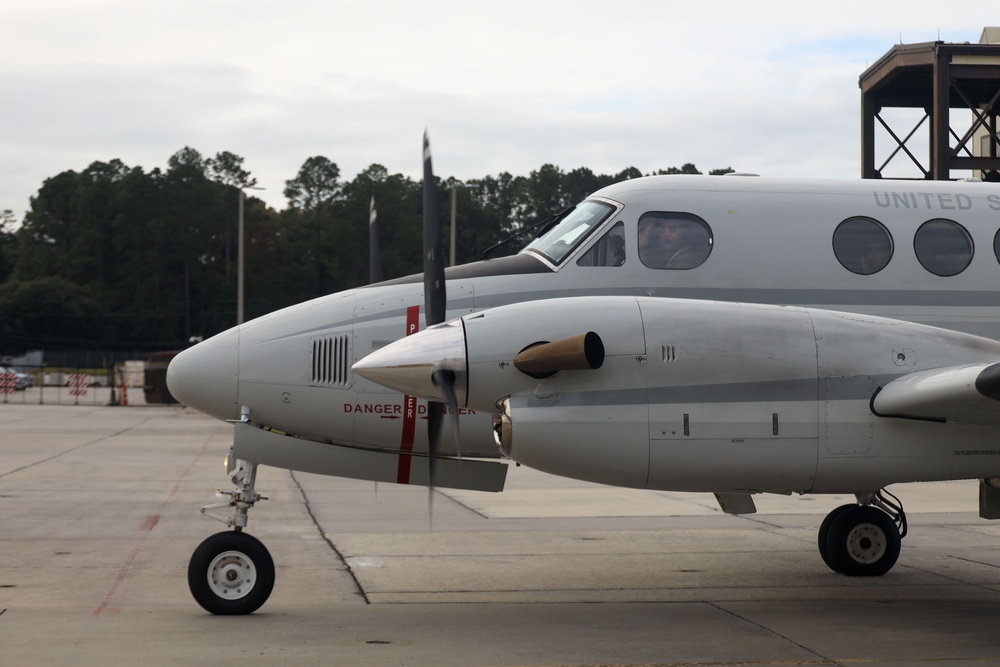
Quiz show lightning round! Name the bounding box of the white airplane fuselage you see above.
[168,175,1000,490]
[171,174,1000,611]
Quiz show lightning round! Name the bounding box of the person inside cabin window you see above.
[861,235,892,274]
[639,216,707,269]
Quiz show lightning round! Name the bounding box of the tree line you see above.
[0,148,731,355]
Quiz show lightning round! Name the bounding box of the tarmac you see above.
[4,403,1000,666]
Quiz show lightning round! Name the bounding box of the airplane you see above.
[167,133,1000,614]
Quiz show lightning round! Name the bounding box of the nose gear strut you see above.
[199,453,268,530]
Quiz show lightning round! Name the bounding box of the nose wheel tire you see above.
[189,531,275,615]
[823,505,901,577]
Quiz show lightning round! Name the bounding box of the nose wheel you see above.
[188,531,275,615]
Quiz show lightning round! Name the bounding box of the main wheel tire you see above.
[188,531,275,615]
[818,504,857,573]
[826,506,901,577]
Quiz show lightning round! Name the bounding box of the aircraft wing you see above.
[871,362,1000,426]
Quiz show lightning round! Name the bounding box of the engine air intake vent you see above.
[311,335,351,388]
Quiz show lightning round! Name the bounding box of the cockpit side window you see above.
[577,221,625,267]
[522,200,616,265]
[637,212,712,269]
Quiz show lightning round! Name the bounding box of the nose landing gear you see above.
[189,453,275,615]
[818,489,906,576]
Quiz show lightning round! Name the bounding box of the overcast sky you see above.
[1,2,994,218]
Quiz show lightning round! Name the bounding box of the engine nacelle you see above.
[488,298,819,491]
[479,299,1000,493]
[356,296,1000,494]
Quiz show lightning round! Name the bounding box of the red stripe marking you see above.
[397,305,421,484]
[139,515,160,531]
[94,545,140,616]
[397,394,417,483]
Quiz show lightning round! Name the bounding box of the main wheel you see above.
[188,531,275,615]
[826,506,901,577]
[818,504,856,573]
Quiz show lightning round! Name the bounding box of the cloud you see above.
[0,1,994,217]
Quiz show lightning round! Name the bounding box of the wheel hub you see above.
[846,522,887,564]
[207,550,257,599]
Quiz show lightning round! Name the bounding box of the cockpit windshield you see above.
[520,200,616,265]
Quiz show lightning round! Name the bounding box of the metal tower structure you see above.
[860,33,1000,181]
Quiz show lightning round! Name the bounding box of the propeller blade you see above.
[422,130,447,499]
[426,397,444,490]
[428,369,461,521]
[369,196,382,284]
[432,369,461,458]
[423,130,445,328]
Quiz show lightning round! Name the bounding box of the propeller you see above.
[369,196,382,284]
[421,131,461,494]
[422,130,445,328]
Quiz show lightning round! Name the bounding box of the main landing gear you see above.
[818,489,907,576]
[188,456,275,615]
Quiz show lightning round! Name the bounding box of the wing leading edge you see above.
[871,362,1000,426]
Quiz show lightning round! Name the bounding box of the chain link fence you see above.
[0,354,180,407]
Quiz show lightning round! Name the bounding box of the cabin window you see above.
[913,219,973,277]
[832,217,893,275]
[637,212,712,270]
[993,228,1000,266]
[577,221,625,267]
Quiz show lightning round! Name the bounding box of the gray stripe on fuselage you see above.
[516,375,900,408]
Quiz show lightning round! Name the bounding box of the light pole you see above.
[238,186,265,325]
[448,182,479,266]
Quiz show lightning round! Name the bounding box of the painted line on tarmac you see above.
[0,416,154,479]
